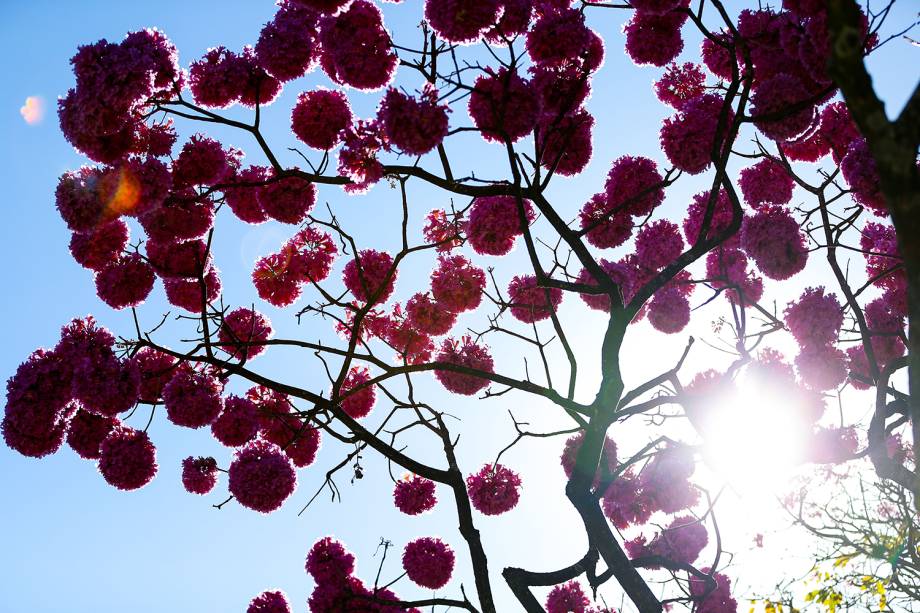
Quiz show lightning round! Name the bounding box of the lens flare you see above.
[20,96,45,125]
[700,376,810,494]
[101,167,142,216]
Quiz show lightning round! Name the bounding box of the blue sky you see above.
[1,1,917,612]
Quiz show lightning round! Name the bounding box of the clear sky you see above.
[1,1,917,612]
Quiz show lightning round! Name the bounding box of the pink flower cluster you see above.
[69,220,129,271]
[527,8,594,68]
[163,369,224,429]
[188,46,281,109]
[624,3,689,67]
[402,537,455,589]
[468,69,539,143]
[306,537,418,612]
[426,0,502,43]
[424,208,465,252]
[253,227,338,307]
[537,108,595,176]
[2,318,147,466]
[466,196,535,256]
[343,249,397,304]
[635,220,684,271]
[582,156,665,248]
[750,73,816,142]
[318,1,397,91]
[377,87,450,156]
[95,253,156,310]
[246,590,292,613]
[560,431,618,489]
[291,89,352,151]
[841,138,886,214]
[66,409,117,460]
[59,30,180,163]
[212,394,260,447]
[784,287,842,349]
[393,474,438,515]
[181,455,218,495]
[139,190,212,243]
[655,62,706,108]
[690,569,737,613]
[601,469,652,529]
[98,426,158,491]
[228,438,298,513]
[704,247,763,306]
[579,193,633,249]
[625,515,708,568]
[545,581,593,613]
[249,386,322,468]
[633,444,699,515]
[648,286,691,334]
[741,205,807,280]
[255,1,320,82]
[339,366,376,419]
[807,426,859,463]
[406,292,457,336]
[172,134,237,188]
[660,93,733,175]
[430,254,486,312]
[434,337,494,395]
[218,308,274,361]
[466,463,522,515]
[738,158,794,209]
[507,274,564,323]
[337,119,388,193]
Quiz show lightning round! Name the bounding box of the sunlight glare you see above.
[701,378,809,495]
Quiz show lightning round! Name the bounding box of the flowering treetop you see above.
[5,0,920,612]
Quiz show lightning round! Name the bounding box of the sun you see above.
[699,375,811,496]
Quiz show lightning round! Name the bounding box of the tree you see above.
[3,0,918,612]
